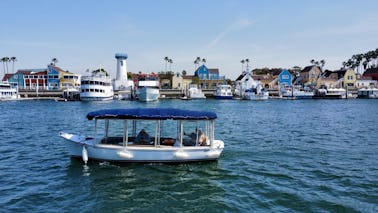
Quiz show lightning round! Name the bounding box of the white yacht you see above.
[214,84,233,99]
[0,81,19,100]
[136,73,159,102]
[280,85,314,99]
[188,84,206,99]
[80,70,114,101]
[315,87,346,99]
[357,87,378,99]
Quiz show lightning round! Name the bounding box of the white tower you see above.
[115,53,128,81]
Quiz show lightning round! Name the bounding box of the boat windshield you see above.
[93,118,213,147]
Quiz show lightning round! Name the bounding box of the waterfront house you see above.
[47,65,80,90]
[158,71,174,89]
[299,65,322,86]
[194,65,226,89]
[252,74,275,89]
[24,70,48,90]
[317,70,341,89]
[363,68,378,80]
[343,69,357,89]
[356,76,377,88]
[171,73,193,90]
[278,69,293,87]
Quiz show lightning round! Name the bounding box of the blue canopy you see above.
[87,108,217,120]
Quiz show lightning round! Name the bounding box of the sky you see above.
[1,0,378,80]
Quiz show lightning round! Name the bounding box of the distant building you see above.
[356,76,377,88]
[159,71,174,89]
[7,66,79,90]
[299,65,322,86]
[278,69,293,87]
[24,70,48,90]
[363,68,378,80]
[194,65,226,89]
[343,69,357,89]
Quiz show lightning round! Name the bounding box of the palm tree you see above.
[1,57,8,74]
[194,57,201,70]
[51,58,58,66]
[164,56,169,72]
[310,59,315,65]
[168,59,173,71]
[240,59,245,72]
[182,70,187,76]
[202,58,206,65]
[2,57,10,74]
[320,60,325,68]
[10,57,17,73]
[245,58,250,71]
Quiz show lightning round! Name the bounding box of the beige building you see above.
[59,70,80,89]
[299,65,322,86]
[172,73,193,89]
[343,69,356,89]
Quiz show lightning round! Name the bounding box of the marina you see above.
[1,0,378,211]
[0,99,377,212]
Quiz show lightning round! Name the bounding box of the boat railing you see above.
[98,136,210,147]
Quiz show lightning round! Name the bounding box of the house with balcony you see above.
[47,65,80,90]
[194,65,226,89]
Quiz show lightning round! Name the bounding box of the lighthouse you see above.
[115,53,128,82]
[114,53,134,99]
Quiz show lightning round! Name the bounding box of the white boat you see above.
[214,84,233,99]
[357,87,378,99]
[241,79,269,100]
[315,87,346,99]
[60,108,224,163]
[80,71,114,101]
[188,85,206,99]
[280,85,314,99]
[0,81,19,100]
[235,68,269,100]
[136,73,159,102]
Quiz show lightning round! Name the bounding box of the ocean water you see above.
[0,99,377,212]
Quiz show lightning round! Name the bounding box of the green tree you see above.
[10,57,17,73]
[192,76,199,84]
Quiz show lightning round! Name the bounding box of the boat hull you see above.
[242,92,269,100]
[137,87,159,102]
[214,95,233,99]
[63,135,224,163]
[80,95,114,101]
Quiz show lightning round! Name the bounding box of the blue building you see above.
[278,69,292,87]
[194,65,226,88]
[47,65,60,90]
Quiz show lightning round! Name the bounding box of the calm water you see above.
[0,99,377,212]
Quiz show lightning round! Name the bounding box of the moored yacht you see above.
[80,70,114,101]
[136,73,159,102]
[188,84,206,99]
[280,85,314,99]
[315,86,346,99]
[214,84,233,99]
[357,87,378,99]
[0,81,19,100]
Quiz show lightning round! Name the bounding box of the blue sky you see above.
[1,0,377,79]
